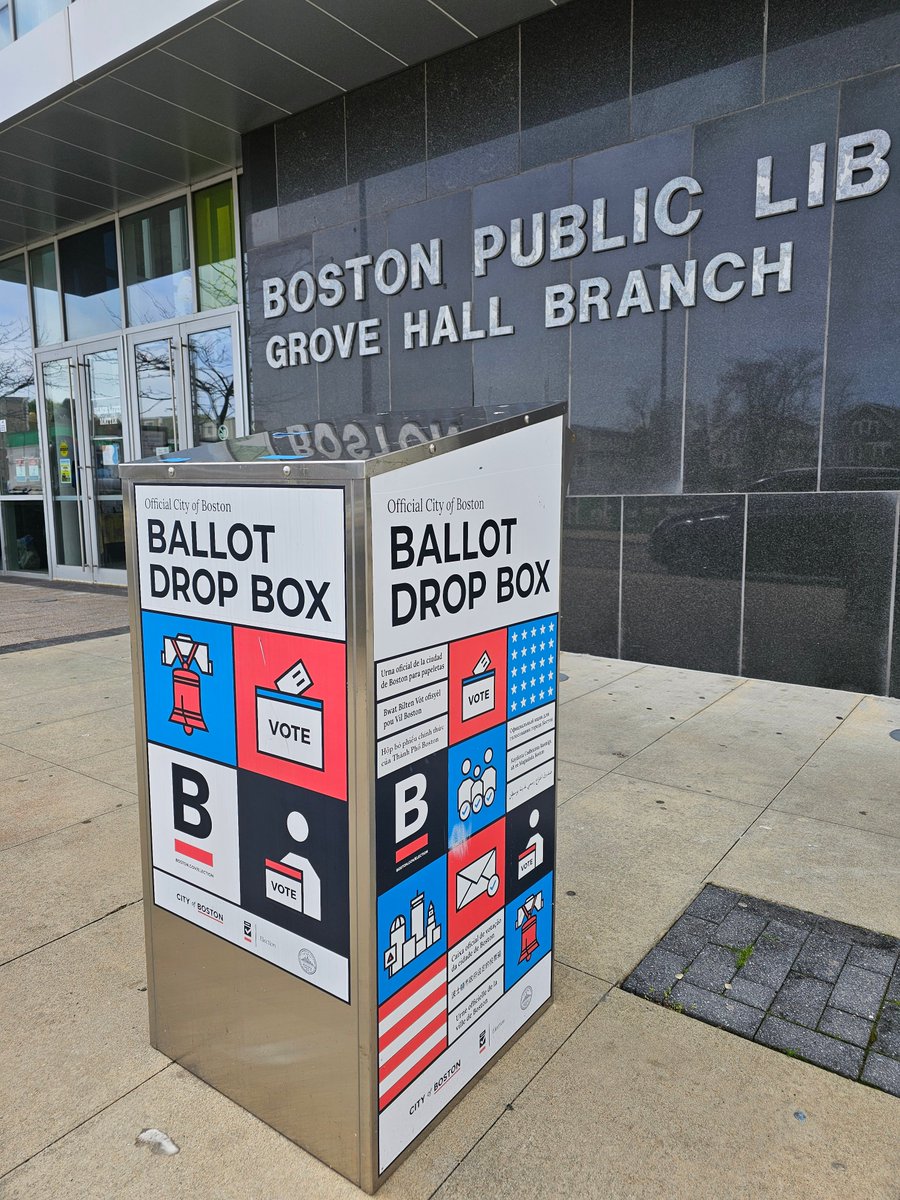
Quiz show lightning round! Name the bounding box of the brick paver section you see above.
[624,885,900,1100]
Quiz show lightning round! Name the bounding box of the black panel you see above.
[221,0,402,91]
[570,128,693,495]
[472,162,570,407]
[520,0,629,170]
[277,99,346,204]
[114,50,287,131]
[6,123,175,192]
[766,0,900,99]
[311,0,472,61]
[386,189,474,410]
[166,19,339,114]
[275,98,356,239]
[426,30,519,196]
[743,491,896,693]
[684,88,839,492]
[822,69,900,481]
[561,497,621,657]
[0,152,124,211]
[314,216,390,415]
[621,495,743,674]
[0,177,103,225]
[19,105,221,187]
[345,67,426,216]
[245,236,319,431]
[0,199,55,234]
[632,0,764,136]
[240,125,279,249]
[70,77,238,167]
[435,0,552,36]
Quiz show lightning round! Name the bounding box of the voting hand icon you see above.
[455,849,500,911]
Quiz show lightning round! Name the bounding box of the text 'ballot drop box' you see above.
[120,402,566,1191]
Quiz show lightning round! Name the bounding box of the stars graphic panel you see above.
[506,615,558,718]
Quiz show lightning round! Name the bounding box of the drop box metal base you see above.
[120,402,566,1191]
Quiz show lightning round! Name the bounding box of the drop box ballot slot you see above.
[120,402,566,1191]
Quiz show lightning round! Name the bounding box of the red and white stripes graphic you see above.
[378,957,448,1110]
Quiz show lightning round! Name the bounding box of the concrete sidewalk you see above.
[1,637,898,1198]
[0,577,128,652]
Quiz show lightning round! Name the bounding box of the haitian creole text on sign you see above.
[258,130,891,370]
[135,483,350,1002]
[371,418,561,1171]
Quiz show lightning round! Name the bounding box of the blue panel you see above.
[447,725,507,846]
[504,870,553,990]
[507,615,558,718]
[377,856,448,1002]
[141,610,236,766]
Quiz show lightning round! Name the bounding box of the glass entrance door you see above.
[38,338,127,583]
[127,312,243,457]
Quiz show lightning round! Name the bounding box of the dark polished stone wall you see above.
[240,0,900,696]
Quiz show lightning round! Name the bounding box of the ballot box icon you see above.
[461,649,495,723]
[255,657,325,770]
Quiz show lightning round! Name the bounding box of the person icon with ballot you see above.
[263,810,322,921]
[517,808,544,880]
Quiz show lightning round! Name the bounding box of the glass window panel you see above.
[29,243,62,346]
[42,356,84,567]
[1,500,48,572]
[13,0,68,37]
[59,223,121,341]
[0,5,12,49]
[189,326,235,443]
[121,197,192,327]
[83,347,123,495]
[0,255,38,496]
[135,337,177,456]
[193,181,238,310]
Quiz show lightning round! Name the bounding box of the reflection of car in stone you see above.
[648,467,900,580]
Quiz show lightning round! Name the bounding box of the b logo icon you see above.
[171,762,213,866]
[375,753,447,893]
[395,773,428,843]
[395,772,429,865]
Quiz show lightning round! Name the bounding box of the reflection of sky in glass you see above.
[60,224,122,341]
[122,198,192,326]
[30,244,62,346]
[126,272,193,328]
[14,0,69,37]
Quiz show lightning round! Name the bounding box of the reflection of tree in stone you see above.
[693,349,821,487]
[625,372,674,460]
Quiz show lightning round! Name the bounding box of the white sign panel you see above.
[374,416,561,1176]
[138,482,351,1002]
[134,484,346,639]
[370,419,563,661]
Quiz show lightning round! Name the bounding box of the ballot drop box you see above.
[120,402,566,1191]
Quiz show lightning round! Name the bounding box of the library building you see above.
[1,0,899,694]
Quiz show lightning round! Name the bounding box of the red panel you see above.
[448,626,508,745]
[446,817,506,947]
[233,626,347,801]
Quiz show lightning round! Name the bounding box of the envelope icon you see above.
[456,849,500,910]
